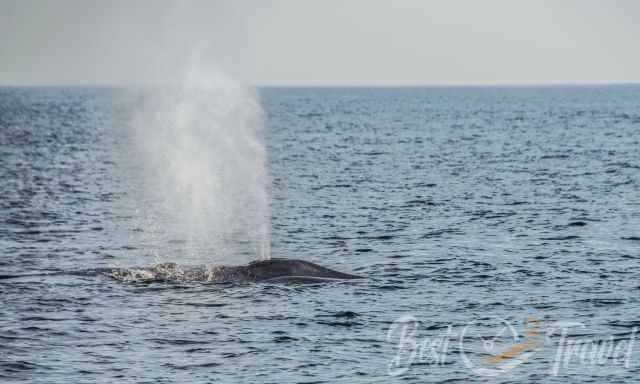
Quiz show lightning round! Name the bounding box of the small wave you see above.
[574,298,625,306]
[317,320,363,327]
[274,335,297,343]
[608,320,640,328]
[404,199,437,207]
[540,154,570,159]
[540,235,580,241]
[317,311,359,319]
[162,362,221,370]
[423,228,463,238]
[148,338,210,345]
[366,235,394,240]
[182,302,228,308]
[1,361,52,372]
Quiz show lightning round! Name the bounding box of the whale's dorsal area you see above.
[0,259,361,284]
[102,258,361,283]
[244,258,361,281]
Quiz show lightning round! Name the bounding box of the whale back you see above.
[0,259,361,283]
[245,259,360,281]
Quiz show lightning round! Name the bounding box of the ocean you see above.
[1,85,639,382]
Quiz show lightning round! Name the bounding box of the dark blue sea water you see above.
[1,85,640,383]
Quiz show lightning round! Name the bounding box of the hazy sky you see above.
[1,0,638,86]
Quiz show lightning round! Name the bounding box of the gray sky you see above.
[1,0,638,86]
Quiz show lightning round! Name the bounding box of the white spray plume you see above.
[131,57,271,265]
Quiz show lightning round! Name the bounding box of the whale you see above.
[0,258,361,284]
[102,258,361,283]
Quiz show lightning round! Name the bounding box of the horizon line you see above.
[0,81,639,88]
